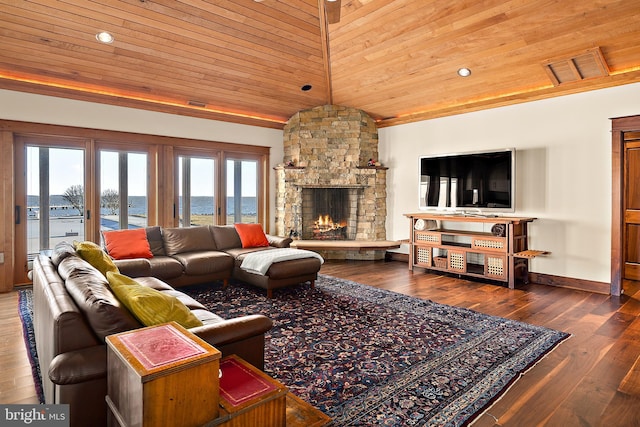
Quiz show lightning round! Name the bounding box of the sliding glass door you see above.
[99,150,149,231]
[26,146,85,254]
[177,154,217,227]
[14,136,89,283]
[226,158,259,224]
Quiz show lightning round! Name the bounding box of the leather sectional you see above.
[31,225,323,426]
[113,225,323,298]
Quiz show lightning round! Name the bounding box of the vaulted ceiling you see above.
[1,0,639,129]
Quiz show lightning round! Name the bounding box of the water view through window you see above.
[100,150,149,231]
[26,146,85,260]
[26,150,259,262]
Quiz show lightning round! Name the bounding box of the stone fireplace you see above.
[275,105,388,259]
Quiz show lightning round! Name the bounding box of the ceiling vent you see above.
[542,47,609,86]
[187,100,206,107]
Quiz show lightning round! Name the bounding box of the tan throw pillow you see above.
[74,240,119,277]
[106,272,203,329]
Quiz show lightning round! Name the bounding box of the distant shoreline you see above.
[26,195,257,217]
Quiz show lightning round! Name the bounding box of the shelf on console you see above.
[419,228,497,238]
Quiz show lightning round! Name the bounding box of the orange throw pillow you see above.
[234,223,269,248]
[103,228,153,260]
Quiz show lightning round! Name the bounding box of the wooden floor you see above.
[3,259,640,425]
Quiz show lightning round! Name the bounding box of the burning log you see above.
[313,214,347,240]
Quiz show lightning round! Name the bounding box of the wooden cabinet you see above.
[405,213,541,288]
[106,322,221,427]
[210,355,288,427]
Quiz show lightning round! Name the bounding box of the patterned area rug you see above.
[17,289,45,404]
[182,275,570,426]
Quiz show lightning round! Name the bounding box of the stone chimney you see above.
[274,105,388,258]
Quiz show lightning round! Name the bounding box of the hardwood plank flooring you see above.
[2,259,640,425]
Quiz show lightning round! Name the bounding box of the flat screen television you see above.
[419,148,515,213]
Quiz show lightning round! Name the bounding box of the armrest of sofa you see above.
[48,346,107,385]
[266,234,292,248]
[113,258,151,278]
[190,314,273,347]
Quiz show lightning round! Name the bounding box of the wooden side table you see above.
[106,322,221,427]
[208,354,288,427]
[204,354,331,427]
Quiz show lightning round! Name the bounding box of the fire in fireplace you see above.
[313,214,347,240]
[301,187,358,240]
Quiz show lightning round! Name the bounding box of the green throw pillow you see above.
[106,272,203,329]
[74,240,119,277]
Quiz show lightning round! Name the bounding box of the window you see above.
[99,150,149,231]
[177,154,217,227]
[26,146,85,256]
[226,158,259,224]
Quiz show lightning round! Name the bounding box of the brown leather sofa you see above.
[113,225,323,298]
[109,225,234,287]
[32,242,273,427]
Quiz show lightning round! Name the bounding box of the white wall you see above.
[379,82,640,283]
[0,89,284,230]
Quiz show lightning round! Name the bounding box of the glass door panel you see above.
[100,150,148,231]
[226,159,258,224]
[178,156,216,227]
[26,146,85,261]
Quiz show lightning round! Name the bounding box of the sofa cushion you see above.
[146,226,166,256]
[113,258,151,278]
[103,228,153,260]
[234,223,269,248]
[133,276,175,292]
[160,290,208,310]
[148,256,185,279]
[106,272,203,329]
[210,225,242,250]
[74,241,119,277]
[262,256,323,279]
[190,309,225,324]
[171,251,234,276]
[162,226,217,256]
[266,235,293,248]
[61,257,140,341]
[225,246,272,259]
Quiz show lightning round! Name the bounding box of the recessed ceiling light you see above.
[301,84,313,91]
[457,68,471,77]
[96,32,114,44]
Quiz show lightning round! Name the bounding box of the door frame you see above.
[13,135,93,284]
[611,114,640,296]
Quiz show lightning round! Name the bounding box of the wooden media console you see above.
[405,213,548,289]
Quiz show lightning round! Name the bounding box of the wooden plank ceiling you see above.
[0,0,639,129]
